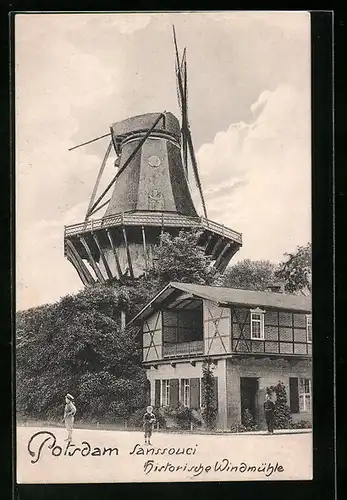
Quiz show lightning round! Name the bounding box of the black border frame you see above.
[3,8,336,500]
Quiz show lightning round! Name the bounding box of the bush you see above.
[175,405,193,430]
[267,381,292,429]
[156,405,204,430]
[290,420,312,429]
[159,405,193,429]
[242,408,258,431]
[230,409,259,433]
[230,423,248,433]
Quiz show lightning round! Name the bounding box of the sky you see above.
[15,12,311,311]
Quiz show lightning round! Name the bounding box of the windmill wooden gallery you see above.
[64,27,312,430]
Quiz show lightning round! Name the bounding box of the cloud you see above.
[196,84,311,264]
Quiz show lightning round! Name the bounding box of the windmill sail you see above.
[172,25,208,219]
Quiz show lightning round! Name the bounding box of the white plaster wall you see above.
[146,359,228,429]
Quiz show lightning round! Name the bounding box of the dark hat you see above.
[66,393,74,401]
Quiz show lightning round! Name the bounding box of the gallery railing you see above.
[163,340,204,358]
[64,212,242,244]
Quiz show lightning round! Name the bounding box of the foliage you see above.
[201,360,218,429]
[222,259,277,291]
[152,229,220,286]
[162,405,192,430]
[230,423,248,433]
[173,405,191,429]
[230,409,258,432]
[289,420,312,429]
[115,273,163,320]
[242,408,258,431]
[275,243,312,295]
[16,285,148,422]
[267,381,292,429]
[158,404,201,430]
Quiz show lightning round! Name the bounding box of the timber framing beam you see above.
[122,227,134,279]
[80,236,106,283]
[106,229,122,279]
[92,232,113,280]
[65,239,95,284]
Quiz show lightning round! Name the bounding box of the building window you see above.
[250,309,265,339]
[181,379,190,407]
[299,378,311,411]
[161,380,170,406]
[306,314,312,343]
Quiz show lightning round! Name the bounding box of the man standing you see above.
[264,392,275,434]
[64,393,76,442]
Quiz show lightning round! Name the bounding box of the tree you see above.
[16,285,148,423]
[221,259,277,291]
[201,359,218,429]
[267,381,292,429]
[275,243,311,295]
[152,229,220,286]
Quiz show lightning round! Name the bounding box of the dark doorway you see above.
[240,377,259,423]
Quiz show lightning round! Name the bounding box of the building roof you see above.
[129,282,312,324]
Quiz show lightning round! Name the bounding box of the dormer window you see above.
[250,308,265,340]
[306,314,312,343]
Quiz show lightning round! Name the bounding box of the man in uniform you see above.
[264,392,275,434]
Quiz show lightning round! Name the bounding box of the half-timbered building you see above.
[130,282,312,430]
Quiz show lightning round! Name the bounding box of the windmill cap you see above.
[111,112,180,139]
[66,393,74,401]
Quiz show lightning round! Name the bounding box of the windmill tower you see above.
[64,28,242,285]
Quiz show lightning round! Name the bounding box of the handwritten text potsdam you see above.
[27,431,284,477]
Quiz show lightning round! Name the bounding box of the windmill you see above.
[64,27,242,285]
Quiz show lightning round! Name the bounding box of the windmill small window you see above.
[250,308,265,340]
